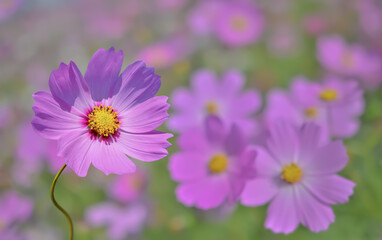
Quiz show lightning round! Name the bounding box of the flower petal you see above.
[112,61,161,112]
[304,174,355,205]
[265,186,299,234]
[169,152,207,181]
[118,130,172,162]
[32,91,84,140]
[119,96,169,133]
[84,47,123,102]
[255,146,282,178]
[191,69,217,99]
[241,178,278,206]
[195,177,229,209]
[49,61,92,114]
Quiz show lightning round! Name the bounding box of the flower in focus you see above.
[264,76,364,139]
[317,35,382,87]
[169,116,256,209]
[86,202,149,240]
[241,123,355,234]
[32,47,172,177]
[168,69,261,136]
[0,191,33,238]
[214,1,264,47]
[109,169,148,204]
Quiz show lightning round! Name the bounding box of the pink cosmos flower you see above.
[169,116,256,209]
[214,1,264,47]
[168,69,261,136]
[86,202,149,240]
[31,47,172,177]
[241,123,355,234]
[109,169,148,204]
[187,1,224,35]
[0,191,33,238]
[264,76,364,139]
[317,35,382,86]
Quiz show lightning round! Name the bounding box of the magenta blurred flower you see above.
[356,0,382,41]
[32,47,172,177]
[0,191,33,237]
[188,0,224,35]
[317,35,382,86]
[0,0,23,22]
[169,116,256,209]
[109,169,148,204]
[86,202,149,240]
[264,76,364,139]
[0,104,12,130]
[168,69,261,136]
[214,1,264,47]
[241,123,355,234]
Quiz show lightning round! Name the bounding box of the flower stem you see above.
[50,164,74,240]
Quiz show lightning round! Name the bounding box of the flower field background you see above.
[1,0,382,239]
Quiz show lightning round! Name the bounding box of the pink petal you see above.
[220,70,244,96]
[191,69,217,99]
[304,174,355,205]
[195,177,229,209]
[84,47,123,101]
[241,178,278,206]
[177,128,209,152]
[255,146,282,178]
[32,91,84,140]
[119,96,169,133]
[169,152,207,181]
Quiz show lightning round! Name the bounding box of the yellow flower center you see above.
[304,107,317,118]
[208,154,228,174]
[88,105,120,137]
[206,101,218,115]
[231,15,248,31]
[320,89,338,101]
[281,163,302,183]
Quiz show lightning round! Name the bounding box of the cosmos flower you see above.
[109,169,148,204]
[187,0,224,35]
[264,76,364,139]
[317,35,382,86]
[168,69,261,136]
[0,191,33,238]
[214,1,264,47]
[86,202,149,240]
[169,116,256,209]
[31,47,172,177]
[241,123,355,234]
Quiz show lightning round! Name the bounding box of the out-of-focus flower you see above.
[0,104,13,130]
[188,0,223,35]
[86,202,149,240]
[169,116,256,209]
[137,36,191,69]
[214,1,264,47]
[0,0,23,22]
[109,169,148,204]
[0,191,33,238]
[31,47,172,177]
[303,15,327,36]
[168,69,261,136]
[356,0,382,41]
[264,76,364,139]
[317,35,382,86]
[241,123,355,234]
[13,123,64,187]
[266,24,300,57]
[155,0,187,11]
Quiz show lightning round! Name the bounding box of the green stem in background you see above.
[50,164,74,240]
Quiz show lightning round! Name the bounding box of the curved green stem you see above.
[50,164,74,240]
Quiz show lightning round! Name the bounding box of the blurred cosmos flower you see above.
[356,0,382,43]
[13,123,64,187]
[0,0,23,22]
[86,202,149,240]
[169,116,256,209]
[266,24,300,57]
[303,14,327,36]
[317,35,382,87]
[241,123,355,234]
[109,169,148,204]
[214,1,264,47]
[188,0,223,36]
[0,191,33,238]
[264,76,364,139]
[32,47,172,177]
[168,69,261,136]
[137,36,191,69]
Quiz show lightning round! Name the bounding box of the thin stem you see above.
[50,164,74,240]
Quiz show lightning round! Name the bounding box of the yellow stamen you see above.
[206,101,218,115]
[208,154,228,174]
[281,163,302,183]
[320,89,338,101]
[231,15,248,31]
[88,104,120,137]
[304,107,317,118]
